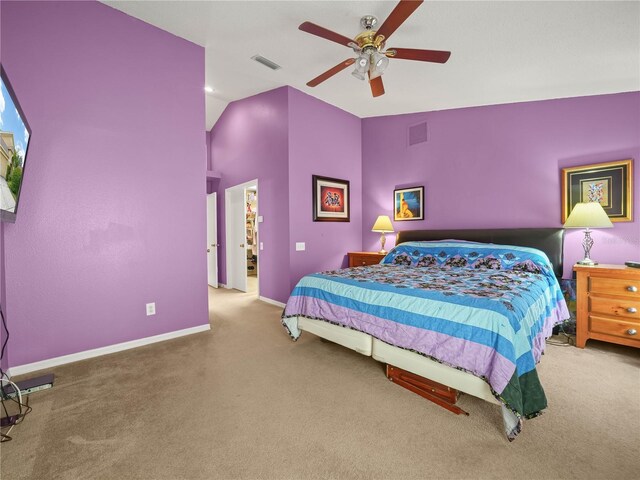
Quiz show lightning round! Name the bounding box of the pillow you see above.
[381,240,554,277]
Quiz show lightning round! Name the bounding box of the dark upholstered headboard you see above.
[395,228,565,278]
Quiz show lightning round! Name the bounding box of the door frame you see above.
[225,179,259,294]
[206,192,218,288]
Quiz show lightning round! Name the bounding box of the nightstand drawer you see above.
[347,252,386,267]
[575,264,640,349]
[350,254,382,267]
[590,277,640,299]
[589,296,640,320]
[589,315,640,341]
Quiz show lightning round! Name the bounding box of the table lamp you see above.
[372,215,394,254]
[563,202,613,265]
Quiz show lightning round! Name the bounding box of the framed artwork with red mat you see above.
[312,175,350,222]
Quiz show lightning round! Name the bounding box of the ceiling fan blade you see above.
[369,74,385,98]
[299,22,354,48]
[307,58,356,87]
[375,0,424,43]
[388,48,451,63]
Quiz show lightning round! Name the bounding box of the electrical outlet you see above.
[296,242,305,251]
[146,303,156,316]
[259,242,264,251]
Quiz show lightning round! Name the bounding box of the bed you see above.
[281,228,569,440]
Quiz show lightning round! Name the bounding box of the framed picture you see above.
[561,159,633,223]
[394,186,424,221]
[312,175,350,222]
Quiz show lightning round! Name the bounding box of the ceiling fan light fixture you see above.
[369,52,389,79]
[351,54,370,80]
[375,53,389,70]
[351,70,366,81]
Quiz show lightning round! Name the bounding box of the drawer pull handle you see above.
[628,307,638,314]
[628,286,638,292]
[627,329,637,336]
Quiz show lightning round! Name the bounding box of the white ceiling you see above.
[103,1,640,130]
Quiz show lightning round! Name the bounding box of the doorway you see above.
[206,192,218,288]
[225,179,259,295]
[245,187,258,294]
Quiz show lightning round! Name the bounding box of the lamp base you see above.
[576,258,598,266]
[378,232,387,256]
[577,229,598,266]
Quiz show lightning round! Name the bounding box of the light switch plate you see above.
[257,216,264,223]
[295,242,305,251]
[260,242,264,251]
[146,303,156,316]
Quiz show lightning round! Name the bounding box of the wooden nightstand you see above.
[574,264,640,349]
[347,252,386,267]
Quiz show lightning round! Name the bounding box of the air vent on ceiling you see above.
[251,55,282,71]
[408,122,428,146]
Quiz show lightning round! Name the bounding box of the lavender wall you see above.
[205,130,212,171]
[288,89,362,289]
[0,222,6,372]
[210,87,364,303]
[210,87,290,303]
[362,92,640,278]
[1,1,209,367]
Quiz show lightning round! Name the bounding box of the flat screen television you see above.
[0,65,31,223]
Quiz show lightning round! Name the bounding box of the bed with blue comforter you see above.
[282,241,570,439]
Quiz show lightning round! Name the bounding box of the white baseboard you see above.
[7,324,211,377]
[259,296,286,308]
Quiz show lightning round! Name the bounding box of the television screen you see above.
[0,65,31,223]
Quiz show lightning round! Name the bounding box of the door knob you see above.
[211,243,217,247]
[207,249,210,253]
[627,307,638,314]
[627,329,637,336]
[627,286,638,292]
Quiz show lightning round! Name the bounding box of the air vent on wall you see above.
[408,121,428,146]
[251,55,282,71]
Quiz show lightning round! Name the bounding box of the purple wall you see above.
[205,130,212,171]
[288,88,362,289]
[1,1,209,367]
[0,222,6,372]
[210,87,291,303]
[362,92,640,278]
[210,87,363,303]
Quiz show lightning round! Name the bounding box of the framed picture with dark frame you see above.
[312,175,350,222]
[561,159,633,223]
[394,186,424,221]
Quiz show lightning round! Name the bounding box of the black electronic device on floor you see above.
[625,261,640,269]
[1,374,54,399]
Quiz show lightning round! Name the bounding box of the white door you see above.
[226,184,248,292]
[206,193,218,288]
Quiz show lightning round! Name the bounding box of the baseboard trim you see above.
[258,296,286,308]
[7,324,211,377]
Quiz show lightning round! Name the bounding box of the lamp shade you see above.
[564,202,613,228]
[372,215,394,233]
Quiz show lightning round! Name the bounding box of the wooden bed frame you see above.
[295,228,565,414]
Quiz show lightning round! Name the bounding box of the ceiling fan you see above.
[299,0,451,97]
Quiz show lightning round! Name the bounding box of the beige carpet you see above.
[1,286,639,480]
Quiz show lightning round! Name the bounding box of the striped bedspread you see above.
[282,241,569,437]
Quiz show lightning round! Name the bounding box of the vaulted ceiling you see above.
[103,1,640,130]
